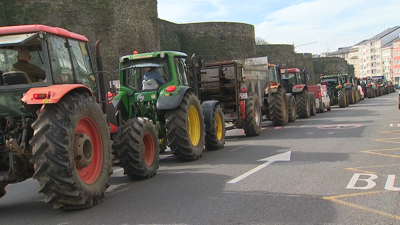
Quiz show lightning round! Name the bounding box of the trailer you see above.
[200,57,288,136]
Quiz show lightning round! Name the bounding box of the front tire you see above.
[113,117,159,180]
[288,95,297,122]
[296,89,310,118]
[30,92,112,209]
[165,92,205,161]
[338,89,346,108]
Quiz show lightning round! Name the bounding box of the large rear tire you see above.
[243,93,262,136]
[338,89,346,108]
[296,89,310,118]
[30,92,112,209]
[165,92,205,161]
[113,117,159,180]
[205,104,226,149]
[288,95,297,122]
[269,87,288,125]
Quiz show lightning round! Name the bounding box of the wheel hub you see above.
[74,133,93,169]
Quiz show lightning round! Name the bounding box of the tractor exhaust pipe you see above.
[95,40,108,114]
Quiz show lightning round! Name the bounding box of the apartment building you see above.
[382,41,394,81]
[394,37,400,80]
[355,27,400,79]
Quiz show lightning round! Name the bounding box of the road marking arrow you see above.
[227,151,291,184]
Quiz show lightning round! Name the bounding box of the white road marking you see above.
[227,151,291,184]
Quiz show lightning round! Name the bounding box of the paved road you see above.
[1,91,400,225]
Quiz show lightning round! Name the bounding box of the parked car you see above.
[357,85,364,100]
[308,84,331,113]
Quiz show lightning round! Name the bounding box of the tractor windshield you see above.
[121,58,170,91]
[0,33,47,86]
[321,77,339,87]
[268,66,278,83]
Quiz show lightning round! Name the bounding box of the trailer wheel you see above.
[338,89,347,108]
[243,92,262,136]
[30,92,112,209]
[205,104,226,149]
[113,117,159,180]
[296,89,310,118]
[270,87,288,126]
[165,92,205,161]
[320,102,325,113]
[288,95,297,122]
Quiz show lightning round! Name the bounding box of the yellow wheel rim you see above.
[159,138,164,145]
[215,113,223,140]
[188,105,201,146]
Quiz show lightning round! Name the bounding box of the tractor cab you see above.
[280,68,301,93]
[0,25,98,118]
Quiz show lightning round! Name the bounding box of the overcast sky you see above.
[158,0,399,54]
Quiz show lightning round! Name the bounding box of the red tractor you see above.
[280,68,316,118]
[0,25,159,209]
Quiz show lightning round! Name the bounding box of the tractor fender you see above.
[21,84,92,105]
[292,84,306,93]
[201,100,220,131]
[156,86,192,110]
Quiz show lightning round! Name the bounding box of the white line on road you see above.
[227,151,291,184]
[229,143,253,152]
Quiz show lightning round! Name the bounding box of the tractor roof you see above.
[280,68,300,73]
[0,24,88,42]
[120,51,188,61]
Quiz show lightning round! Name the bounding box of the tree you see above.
[255,37,268,45]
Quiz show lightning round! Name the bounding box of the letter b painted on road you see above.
[346,173,378,190]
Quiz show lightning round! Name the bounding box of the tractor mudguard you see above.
[157,86,192,110]
[21,84,92,104]
[201,100,219,131]
[292,84,305,93]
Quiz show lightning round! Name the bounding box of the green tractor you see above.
[113,51,225,161]
[343,74,359,104]
[320,73,348,108]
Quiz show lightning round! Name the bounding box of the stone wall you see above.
[313,57,349,83]
[0,0,160,72]
[256,44,317,84]
[161,21,257,62]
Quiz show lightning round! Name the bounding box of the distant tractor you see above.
[116,51,225,160]
[365,77,377,98]
[280,68,316,119]
[343,75,360,104]
[320,73,348,108]
[0,24,159,209]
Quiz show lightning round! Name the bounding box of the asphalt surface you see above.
[1,91,400,225]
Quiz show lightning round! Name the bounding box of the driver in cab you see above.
[143,67,166,85]
[9,49,45,82]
